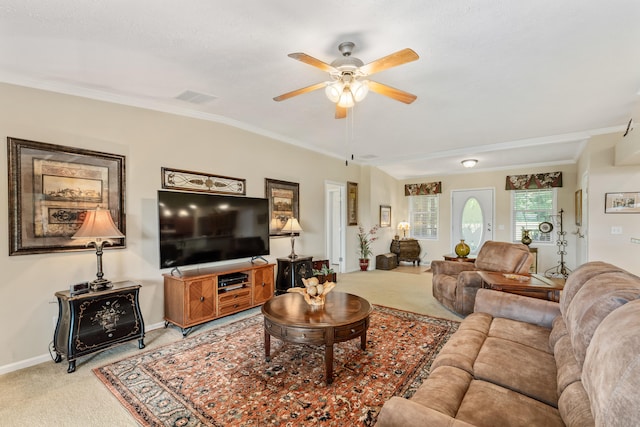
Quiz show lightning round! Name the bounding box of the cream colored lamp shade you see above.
[72,208,124,289]
[397,221,410,239]
[282,217,302,259]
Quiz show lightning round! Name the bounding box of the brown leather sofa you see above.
[376,261,640,426]
[431,240,533,316]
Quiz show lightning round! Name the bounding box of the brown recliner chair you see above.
[431,240,533,316]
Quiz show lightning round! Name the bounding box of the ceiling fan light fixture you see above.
[461,159,478,168]
[325,81,344,103]
[351,79,369,102]
[337,87,355,108]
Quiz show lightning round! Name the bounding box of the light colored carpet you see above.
[0,268,460,426]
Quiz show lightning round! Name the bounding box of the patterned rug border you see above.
[95,304,459,426]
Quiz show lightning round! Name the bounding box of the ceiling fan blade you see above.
[359,48,419,76]
[368,80,417,104]
[273,82,327,102]
[335,105,347,119]
[288,53,338,73]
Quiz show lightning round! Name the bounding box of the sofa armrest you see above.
[376,397,476,427]
[473,288,561,328]
[431,260,477,276]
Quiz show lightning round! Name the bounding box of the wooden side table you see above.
[443,254,476,262]
[53,281,145,373]
[275,256,313,294]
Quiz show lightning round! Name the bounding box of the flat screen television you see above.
[157,190,270,269]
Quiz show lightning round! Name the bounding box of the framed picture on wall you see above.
[575,189,582,225]
[8,137,126,255]
[347,181,358,226]
[604,192,640,213]
[265,178,299,236]
[380,205,391,227]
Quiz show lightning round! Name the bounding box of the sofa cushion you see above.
[558,381,595,427]
[554,334,582,395]
[560,261,626,316]
[473,241,532,274]
[431,312,491,374]
[474,336,558,406]
[488,317,552,353]
[455,380,564,427]
[564,271,640,367]
[583,299,640,426]
[549,315,568,350]
[411,366,472,417]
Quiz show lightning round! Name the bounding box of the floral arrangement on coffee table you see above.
[288,277,336,306]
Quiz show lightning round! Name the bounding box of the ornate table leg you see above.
[264,326,271,362]
[325,344,334,385]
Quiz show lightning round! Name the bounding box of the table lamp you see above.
[72,207,125,290]
[398,221,410,239]
[282,217,302,259]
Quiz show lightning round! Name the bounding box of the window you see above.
[409,195,438,239]
[512,189,556,243]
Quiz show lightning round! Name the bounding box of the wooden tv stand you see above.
[163,262,274,336]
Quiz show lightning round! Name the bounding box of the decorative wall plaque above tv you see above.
[161,167,246,195]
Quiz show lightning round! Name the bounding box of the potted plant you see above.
[312,264,337,284]
[357,225,379,271]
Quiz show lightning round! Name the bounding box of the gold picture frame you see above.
[575,189,582,226]
[347,181,358,226]
[8,137,125,255]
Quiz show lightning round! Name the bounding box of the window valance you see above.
[505,172,562,190]
[405,181,442,196]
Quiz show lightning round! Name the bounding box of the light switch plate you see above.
[611,226,623,235]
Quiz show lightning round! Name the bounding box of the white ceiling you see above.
[1,1,638,179]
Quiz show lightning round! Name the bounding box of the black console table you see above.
[276,256,313,295]
[53,281,145,373]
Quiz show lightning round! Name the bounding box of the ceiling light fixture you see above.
[461,159,478,168]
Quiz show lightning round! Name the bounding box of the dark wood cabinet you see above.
[163,262,274,336]
[53,281,145,373]
[390,239,421,265]
[276,256,313,294]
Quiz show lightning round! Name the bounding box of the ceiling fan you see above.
[273,42,419,119]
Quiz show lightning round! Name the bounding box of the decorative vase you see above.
[521,230,532,246]
[359,258,370,271]
[454,239,471,258]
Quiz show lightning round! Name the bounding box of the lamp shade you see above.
[72,208,124,240]
[282,217,302,233]
[397,221,410,231]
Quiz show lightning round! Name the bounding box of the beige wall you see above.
[0,83,396,369]
[578,133,640,273]
[398,165,580,272]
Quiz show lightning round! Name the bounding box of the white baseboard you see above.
[0,321,166,375]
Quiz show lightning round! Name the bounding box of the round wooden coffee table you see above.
[261,292,372,385]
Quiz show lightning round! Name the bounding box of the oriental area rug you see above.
[94,305,459,427]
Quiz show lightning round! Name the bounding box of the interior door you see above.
[452,189,494,254]
[325,181,346,273]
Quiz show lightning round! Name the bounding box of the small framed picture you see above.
[347,182,358,226]
[380,205,391,227]
[604,192,640,213]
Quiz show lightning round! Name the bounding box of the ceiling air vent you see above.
[175,90,218,104]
